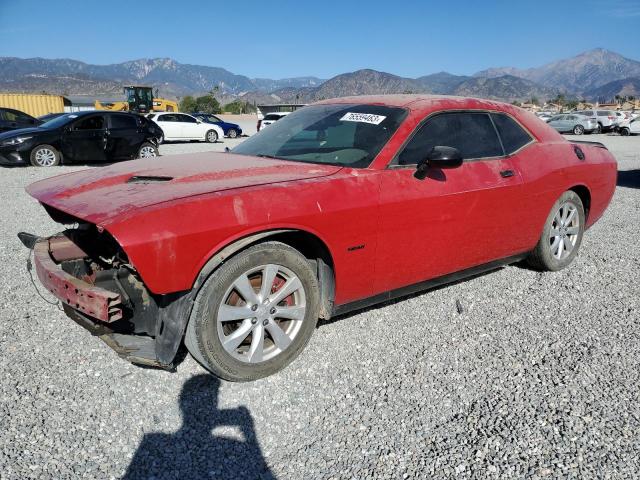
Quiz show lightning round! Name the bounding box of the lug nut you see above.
[270,307,277,315]
[263,319,269,326]
[251,318,258,324]
[251,305,258,311]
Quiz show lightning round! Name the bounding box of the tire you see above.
[620,127,630,137]
[573,124,584,135]
[227,128,238,138]
[595,123,602,134]
[137,142,159,158]
[30,144,60,167]
[157,133,164,144]
[526,191,585,271]
[205,129,218,143]
[185,241,320,381]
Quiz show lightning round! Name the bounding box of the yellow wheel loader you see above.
[95,86,178,113]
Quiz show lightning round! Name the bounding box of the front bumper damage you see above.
[20,229,193,370]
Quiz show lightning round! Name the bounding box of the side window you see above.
[110,114,137,129]
[3,110,31,122]
[178,114,197,123]
[157,114,176,122]
[398,112,503,165]
[491,113,533,155]
[73,115,104,130]
[597,111,608,116]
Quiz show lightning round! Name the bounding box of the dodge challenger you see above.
[20,95,617,381]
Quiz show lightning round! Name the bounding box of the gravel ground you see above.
[1,134,639,479]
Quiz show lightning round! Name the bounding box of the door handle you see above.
[500,169,515,178]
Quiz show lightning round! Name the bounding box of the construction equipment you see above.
[95,86,178,113]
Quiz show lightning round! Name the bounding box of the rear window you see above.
[490,113,533,155]
[264,114,285,121]
[110,114,137,129]
[597,111,611,116]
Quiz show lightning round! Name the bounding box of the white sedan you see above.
[147,113,224,143]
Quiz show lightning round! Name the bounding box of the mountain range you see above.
[1,48,639,105]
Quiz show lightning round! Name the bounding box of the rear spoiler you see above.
[570,140,607,150]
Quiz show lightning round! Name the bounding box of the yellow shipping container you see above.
[0,93,65,117]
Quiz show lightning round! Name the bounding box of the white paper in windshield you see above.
[340,112,386,125]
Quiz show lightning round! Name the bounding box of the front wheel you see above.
[573,124,584,135]
[227,128,238,138]
[526,191,585,271]
[138,142,159,158]
[620,127,630,137]
[30,144,60,167]
[205,129,218,143]
[185,241,320,381]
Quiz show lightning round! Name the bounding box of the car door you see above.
[176,114,200,139]
[155,114,181,140]
[631,118,640,134]
[105,113,142,160]
[374,111,525,293]
[61,114,107,162]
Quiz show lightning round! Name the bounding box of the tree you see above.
[223,100,256,114]
[565,100,579,110]
[179,95,197,113]
[530,97,539,106]
[195,94,221,114]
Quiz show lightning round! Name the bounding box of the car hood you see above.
[26,152,342,225]
[0,127,48,140]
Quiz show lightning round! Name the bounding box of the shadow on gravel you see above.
[617,170,640,189]
[122,374,275,480]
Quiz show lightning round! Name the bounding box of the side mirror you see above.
[415,146,463,180]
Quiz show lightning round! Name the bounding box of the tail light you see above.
[257,120,262,131]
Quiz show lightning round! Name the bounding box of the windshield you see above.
[39,113,78,129]
[233,104,407,168]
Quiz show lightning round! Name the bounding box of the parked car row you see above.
[537,109,639,135]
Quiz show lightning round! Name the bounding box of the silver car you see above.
[547,114,597,135]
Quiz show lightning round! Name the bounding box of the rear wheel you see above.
[527,191,585,271]
[595,123,602,134]
[138,142,159,158]
[205,129,218,143]
[227,128,238,138]
[30,144,60,167]
[573,124,584,135]
[620,127,630,136]
[185,241,320,381]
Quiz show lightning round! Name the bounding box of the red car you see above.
[21,95,616,381]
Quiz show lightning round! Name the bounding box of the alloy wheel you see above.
[34,148,56,167]
[139,146,157,158]
[549,202,580,260]
[217,264,306,363]
[207,131,218,142]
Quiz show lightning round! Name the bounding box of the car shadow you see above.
[617,170,640,189]
[121,374,276,480]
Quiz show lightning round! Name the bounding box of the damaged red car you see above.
[21,95,617,381]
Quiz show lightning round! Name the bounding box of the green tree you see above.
[530,97,539,106]
[223,100,256,114]
[195,94,221,114]
[179,95,197,112]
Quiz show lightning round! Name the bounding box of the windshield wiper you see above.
[255,154,285,160]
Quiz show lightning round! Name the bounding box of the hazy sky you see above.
[1,0,639,79]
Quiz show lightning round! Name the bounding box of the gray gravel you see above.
[1,134,639,479]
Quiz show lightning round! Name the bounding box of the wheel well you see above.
[570,185,591,220]
[194,229,336,319]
